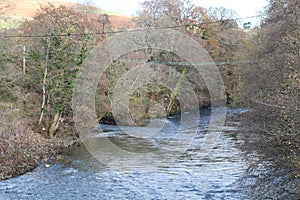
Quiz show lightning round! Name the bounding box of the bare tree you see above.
[137,0,205,28]
[74,0,98,14]
[240,0,300,198]
[206,7,237,21]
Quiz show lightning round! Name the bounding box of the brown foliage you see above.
[20,3,110,136]
[138,0,246,105]
[0,122,62,179]
[240,0,300,197]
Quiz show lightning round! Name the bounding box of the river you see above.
[0,108,253,199]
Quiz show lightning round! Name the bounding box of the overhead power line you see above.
[117,59,258,66]
[0,14,266,39]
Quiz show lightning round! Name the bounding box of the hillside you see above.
[0,0,135,29]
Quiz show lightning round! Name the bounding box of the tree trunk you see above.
[167,66,188,115]
[48,111,61,138]
[38,37,50,125]
[38,67,47,125]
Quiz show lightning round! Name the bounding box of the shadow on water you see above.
[0,108,255,199]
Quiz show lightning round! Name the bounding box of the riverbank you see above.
[0,121,80,180]
[234,109,300,198]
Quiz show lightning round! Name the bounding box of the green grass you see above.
[0,101,22,128]
[0,16,25,29]
[95,9,124,16]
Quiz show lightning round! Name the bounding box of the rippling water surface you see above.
[0,109,251,199]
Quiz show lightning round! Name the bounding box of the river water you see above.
[0,109,253,199]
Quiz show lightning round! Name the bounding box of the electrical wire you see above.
[0,14,266,38]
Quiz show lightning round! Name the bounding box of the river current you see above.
[0,109,252,199]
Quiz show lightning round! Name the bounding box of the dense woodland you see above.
[0,0,299,197]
